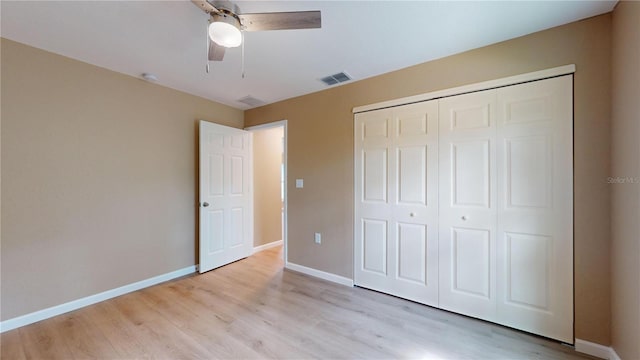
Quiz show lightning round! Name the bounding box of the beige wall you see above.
[246,15,613,344]
[252,126,283,247]
[0,39,243,320]
[611,2,640,359]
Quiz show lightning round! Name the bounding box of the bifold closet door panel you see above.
[354,101,439,307]
[495,75,573,343]
[438,89,498,322]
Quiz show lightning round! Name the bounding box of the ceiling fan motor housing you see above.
[208,0,240,15]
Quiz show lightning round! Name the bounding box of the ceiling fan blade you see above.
[191,0,218,15]
[209,41,225,61]
[239,11,321,31]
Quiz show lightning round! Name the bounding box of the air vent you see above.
[237,95,265,107]
[320,71,352,86]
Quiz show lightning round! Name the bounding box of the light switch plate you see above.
[296,179,304,188]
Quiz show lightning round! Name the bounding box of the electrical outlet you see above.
[314,232,321,244]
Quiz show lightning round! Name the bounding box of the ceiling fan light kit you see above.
[208,13,242,48]
[192,0,321,65]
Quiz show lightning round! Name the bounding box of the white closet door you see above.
[438,89,498,322]
[354,100,439,307]
[496,75,573,343]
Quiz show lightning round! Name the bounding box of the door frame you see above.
[245,120,289,265]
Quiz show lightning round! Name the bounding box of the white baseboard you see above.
[0,265,197,333]
[575,339,621,360]
[253,240,283,254]
[285,262,354,287]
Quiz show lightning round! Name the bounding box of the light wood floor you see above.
[1,246,594,359]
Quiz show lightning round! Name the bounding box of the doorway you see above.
[246,121,287,262]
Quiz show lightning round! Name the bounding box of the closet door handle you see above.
[202,202,210,207]
[461,215,467,221]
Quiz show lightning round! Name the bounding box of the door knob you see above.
[461,215,467,221]
[410,212,415,217]
[202,202,210,207]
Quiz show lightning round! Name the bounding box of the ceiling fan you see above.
[191,0,321,64]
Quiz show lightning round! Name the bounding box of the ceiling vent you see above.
[237,95,265,107]
[320,71,352,86]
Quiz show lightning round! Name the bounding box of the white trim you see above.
[0,265,196,333]
[353,64,576,113]
[611,349,622,360]
[285,262,354,287]
[253,240,283,254]
[575,339,621,360]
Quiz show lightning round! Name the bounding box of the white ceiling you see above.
[1,1,616,110]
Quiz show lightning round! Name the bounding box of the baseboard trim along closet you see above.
[253,240,283,254]
[0,265,197,333]
[285,262,354,287]
[575,339,622,360]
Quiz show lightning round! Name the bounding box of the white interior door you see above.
[438,89,498,322]
[495,75,573,343]
[199,120,253,273]
[354,100,439,307]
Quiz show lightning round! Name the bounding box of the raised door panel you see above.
[449,104,491,130]
[397,223,427,283]
[451,228,491,298]
[362,219,388,275]
[230,208,244,247]
[504,232,552,311]
[207,210,224,253]
[450,140,491,208]
[362,115,389,140]
[230,156,244,195]
[208,155,224,197]
[397,146,427,205]
[363,149,388,203]
[505,135,552,209]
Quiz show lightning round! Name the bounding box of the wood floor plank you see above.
[174,277,320,359]
[137,284,263,359]
[50,310,120,359]
[0,329,26,360]
[112,291,213,359]
[1,246,594,359]
[17,319,74,359]
[81,301,157,359]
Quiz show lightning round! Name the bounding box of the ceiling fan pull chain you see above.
[241,31,245,79]
[206,20,210,74]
